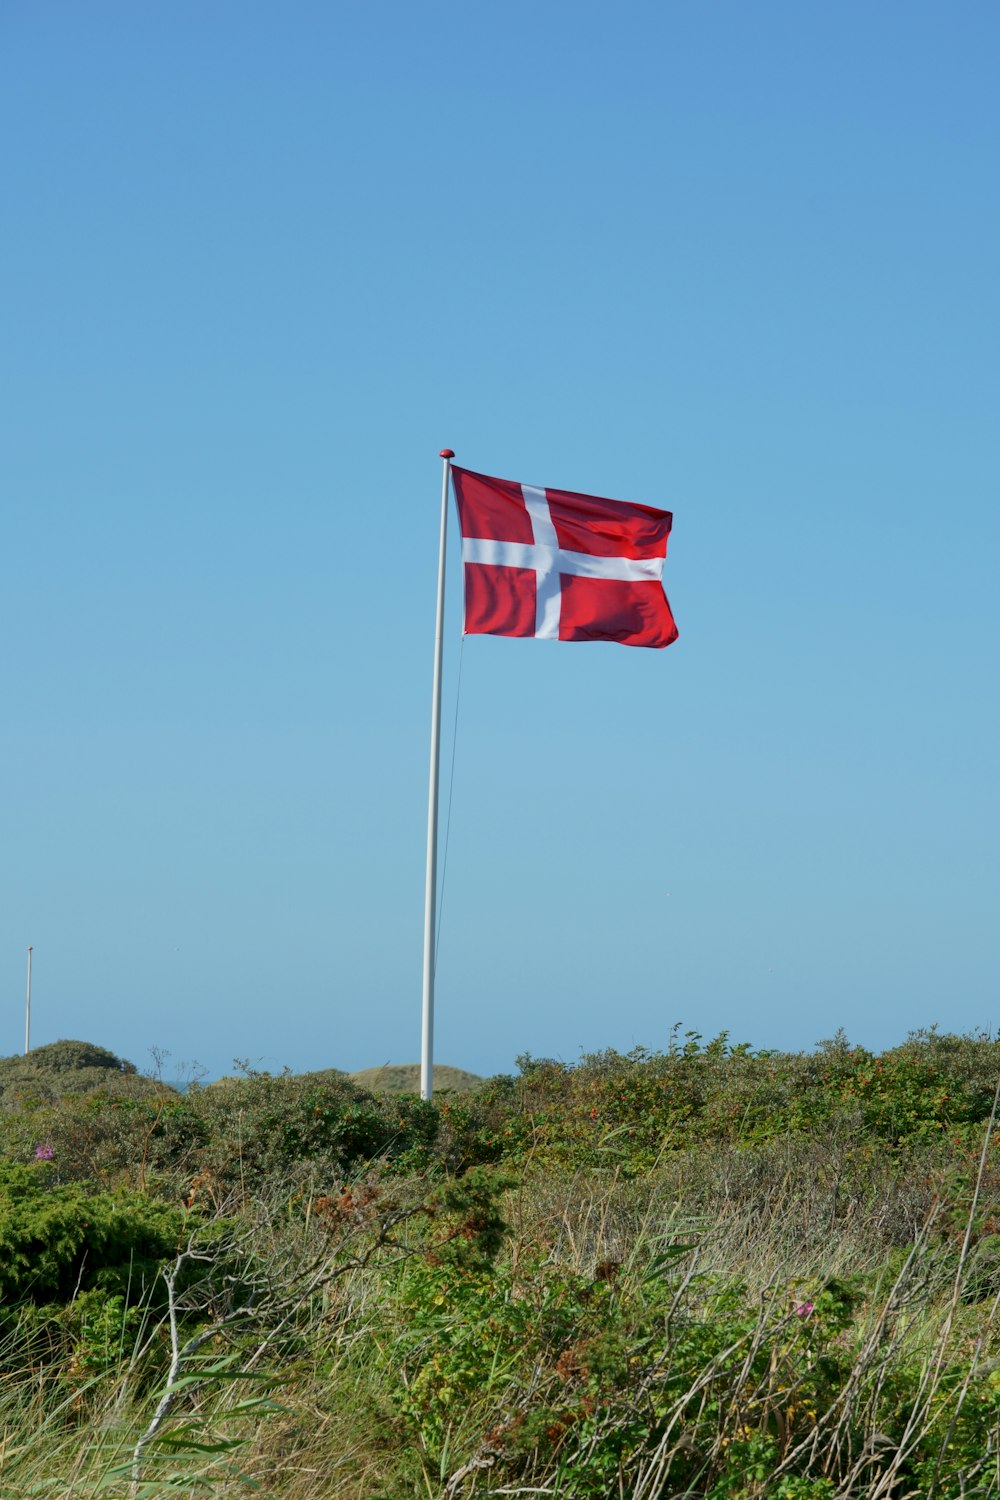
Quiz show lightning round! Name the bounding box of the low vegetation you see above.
[0,1027,999,1496]
[350,1063,483,1095]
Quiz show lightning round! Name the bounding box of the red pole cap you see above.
[439,449,455,459]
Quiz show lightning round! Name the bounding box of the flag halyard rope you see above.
[435,630,465,969]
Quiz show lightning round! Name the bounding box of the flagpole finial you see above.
[439,449,455,459]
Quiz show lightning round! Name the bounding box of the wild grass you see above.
[2,1152,998,1497]
[3,1033,1000,1496]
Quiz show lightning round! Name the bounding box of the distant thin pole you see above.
[421,450,454,1102]
[24,947,32,1055]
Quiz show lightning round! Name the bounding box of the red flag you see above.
[451,466,678,649]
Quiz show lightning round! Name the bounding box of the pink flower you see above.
[34,1142,54,1161]
[794,1301,814,1317]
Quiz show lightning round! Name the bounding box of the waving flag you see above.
[451,466,678,649]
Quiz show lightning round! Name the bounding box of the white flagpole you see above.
[24,946,32,1056]
[421,449,454,1102]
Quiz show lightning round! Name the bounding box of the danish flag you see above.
[451,466,678,649]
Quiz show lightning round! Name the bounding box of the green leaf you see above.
[643,1245,696,1281]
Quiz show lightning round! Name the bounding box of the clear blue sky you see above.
[2,2,997,1079]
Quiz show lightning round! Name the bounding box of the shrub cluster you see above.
[0,1028,999,1497]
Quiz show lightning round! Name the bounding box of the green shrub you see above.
[484,1031,1000,1172]
[188,1069,438,1194]
[0,1084,209,1195]
[19,1040,136,1075]
[0,1160,186,1308]
[0,1039,162,1112]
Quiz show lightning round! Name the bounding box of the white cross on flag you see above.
[451,466,678,649]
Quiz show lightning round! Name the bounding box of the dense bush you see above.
[0,1083,209,1193]
[0,1038,160,1110]
[467,1029,1000,1170]
[0,1029,998,1496]
[19,1040,137,1075]
[188,1068,441,1194]
[0,1159,185,1307]
[3,1028,1000,1196]
[374,1231,1000,1498]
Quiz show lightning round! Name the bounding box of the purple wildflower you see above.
[34,1142,54,1161]
[794,1301,815,1317]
